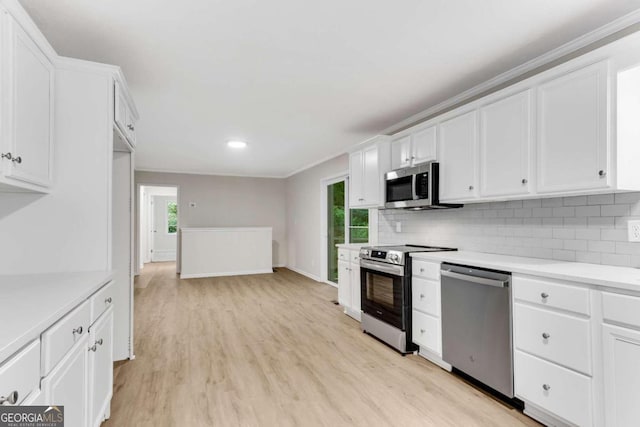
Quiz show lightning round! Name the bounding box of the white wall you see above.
[285,154,349,280]
[0,68,112,274]
[135,171,287,269]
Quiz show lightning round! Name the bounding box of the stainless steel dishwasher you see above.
[441,263,514,398]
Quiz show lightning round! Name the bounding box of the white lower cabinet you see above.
[42,334,90,427]
[337,248,361,321]
[88,306,114,427]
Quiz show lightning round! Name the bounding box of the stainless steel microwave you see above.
[384,162,462,210]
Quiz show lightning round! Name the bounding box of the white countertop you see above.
[336,243,369,250]
[181,227,272,232]
[0,271,113,362]
[411,251,640,292]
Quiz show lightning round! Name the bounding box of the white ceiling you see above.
[20,0,640,177]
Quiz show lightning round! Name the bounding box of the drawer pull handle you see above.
[89,344,97,352]
[73,326,83,335]
[420,294,425,299]
[105,297,112,304]
[542,332,550,339]
[0,391,18,405]
[420,329,426,334]
[420,268,425,273]
[540,292,549,299]
[542,384,551,391]
[96,338,104,346]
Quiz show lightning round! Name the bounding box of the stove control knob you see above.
[389,254,400,263]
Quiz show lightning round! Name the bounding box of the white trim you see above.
[136,167,288,179]
[286,266,322,282]
[381,9,640,135]
[417,349,452,371]
[319,172,349,283]
[284,150,350,178]
[180,269,273,279]
[324,280,338,289]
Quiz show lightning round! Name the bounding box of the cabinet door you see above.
[114,81,128,136]
[349,151,364,207]
[3,14,54,187]
[362,145,380,206]
[438,110,478,201]
[42,335,89,427]
[537,61,609,193]
[89,307,114,427]
[412,125,437,165]
[480,91,532,197]
[350,264,361,313]
[603,324,640,427]
[391,135,411,170]
[125,108,136,147]
[337,261,351,307]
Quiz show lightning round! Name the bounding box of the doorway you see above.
[139,185,179,268]
[320,174,370,285]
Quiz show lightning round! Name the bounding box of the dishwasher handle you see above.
[441,269,508,288]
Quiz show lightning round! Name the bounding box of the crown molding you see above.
[135,167,287,180]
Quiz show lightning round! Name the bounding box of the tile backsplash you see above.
[378,193,640,268]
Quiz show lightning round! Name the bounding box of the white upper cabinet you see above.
[349,136,390,208]
[114,80,137,149]
[537,61,609,194]
[480,90,532,197]
[438,110,478,201]
[391,135,411,169]
[390,125,437,170]
[0,8,54,192]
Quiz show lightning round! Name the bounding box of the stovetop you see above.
[359,244,457,266]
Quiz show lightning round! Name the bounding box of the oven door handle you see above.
[441,269,508,288]
[360,259,405,276]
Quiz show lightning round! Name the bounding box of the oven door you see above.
[360,259,406,330]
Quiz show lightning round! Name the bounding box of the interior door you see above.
[151,195,177,262]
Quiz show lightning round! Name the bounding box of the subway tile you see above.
[588,194,615,205]
[532,208,553,217]
[543,218,563,227]
[588,217,615,228]
[553,228,575,240]
[523,199,542,208]
[483,210,498,218]
[588,240,616,253]
[553,207,575,217]
[506,200,523,209]
[601,253,631,267]
[615,242,640,255]
[564,217,587,227]
[563,196,587,206]
[542,197,564,208]
[553,249,576,261]
[601,228,628,241]
[523,218,543,226]
[600,204,630,217]
[505,218,524,226]
[532,228,553,238]
[498,209,515,218]
[564,239,587,251]
[615,192,640,204]
[514,208,532,218]
[575,228,600,240]
[576,251,601,264]
[615,216,640,229]
[575,205,600,217]
[541,239,563,249]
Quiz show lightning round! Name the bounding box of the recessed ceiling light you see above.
[227,140,247,149]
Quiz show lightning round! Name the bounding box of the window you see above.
[349,209,368,243]
[167,201,177,234]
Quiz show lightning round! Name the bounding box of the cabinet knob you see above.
[105,297,112,304]
[542,332,550,339]
[0,391,19,405]
[420,329,426,334]
[1,152,13,161]
[541,292,549,299]
[521,178,528,184]
[89,344,97,352]
[420,268,425,273]
[420,294,425,299]
[542,384,551,391]
[358,198,364,202]
[96,338,104,346]
[599,170,606,177]
[405,158,410,162]
[73,326,83,335]
[11,156,21,164]
[468,185,474,191]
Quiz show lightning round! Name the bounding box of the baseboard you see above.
[273,264,286,268]
[180,269,273,279]
[417,349,453,372]
[285,266,321,282]
[324,280,338,289]
[523,401,573,427]
[344,307,362,321]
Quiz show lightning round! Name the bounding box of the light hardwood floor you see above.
[105,263,539,427]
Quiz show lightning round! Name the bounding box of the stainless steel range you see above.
[359,244,456,353]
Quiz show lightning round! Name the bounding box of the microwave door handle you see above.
[411,174,418,200]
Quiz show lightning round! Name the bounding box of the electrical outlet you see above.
[628,220,640,242]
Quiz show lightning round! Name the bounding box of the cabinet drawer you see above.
[515,350,592,427]
[42,300,90,375]
[350,250,360,264]
[90,281,115,325]
[412,310,441,355]
[412,259,440,280]
[338,249,349,262]
[514,303,591,375]
[602,292,640,329]
[513,275,590,315]
[412,277,440,317]
[0,340,40,406]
